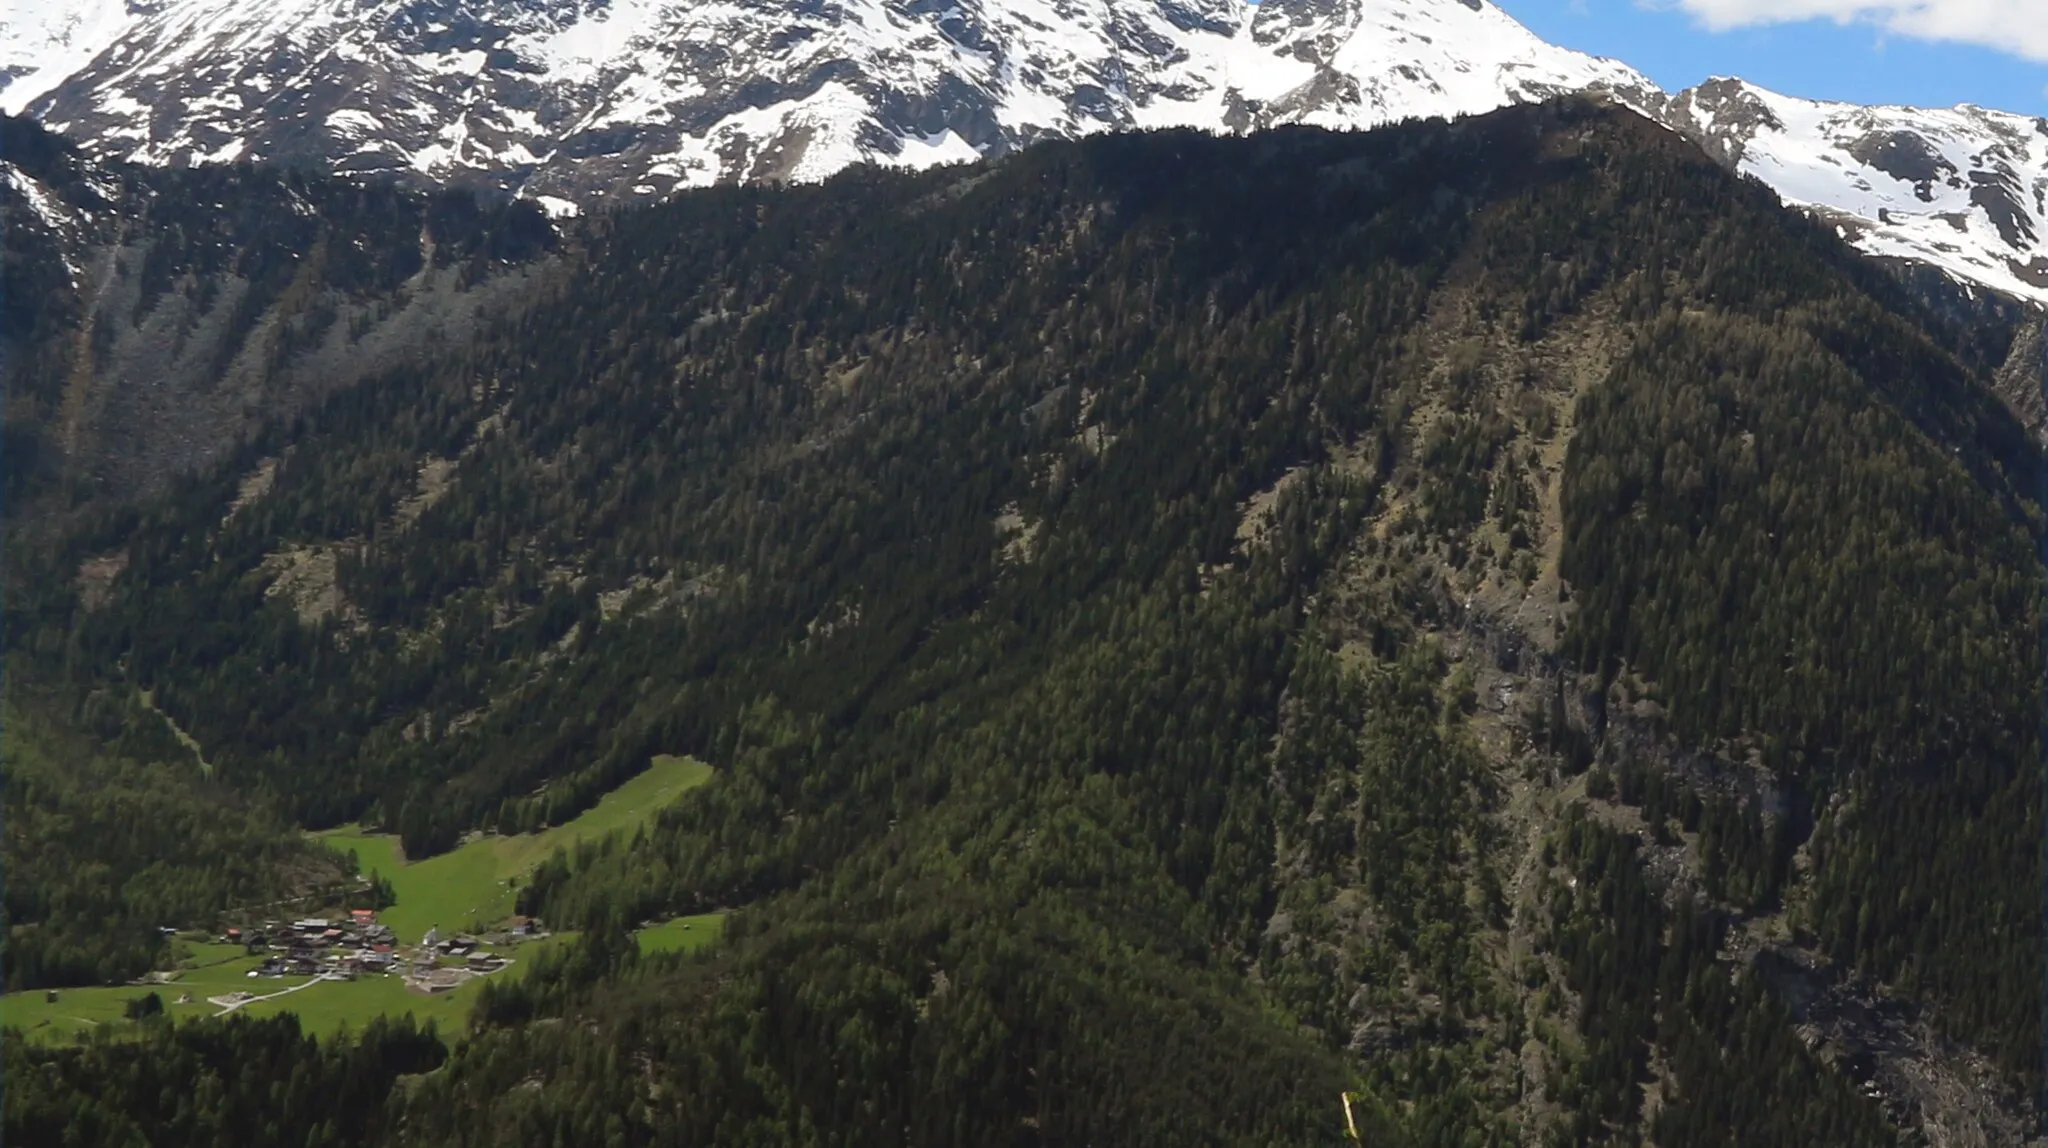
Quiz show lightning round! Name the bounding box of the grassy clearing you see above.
[0,985,139,1040]
[0,956,305,1040]
[317,830,496,943]
[317,755,712,942]
[635,912,727,957]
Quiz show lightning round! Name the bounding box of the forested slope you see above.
[0,115,554,517]
[5,101,2040,1144]
[1,688,351,990]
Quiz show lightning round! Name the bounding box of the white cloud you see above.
[1659,1,2048,63]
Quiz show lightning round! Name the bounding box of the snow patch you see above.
[326,108,383,137]
[531,194,580,218]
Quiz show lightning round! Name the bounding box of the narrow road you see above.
[209,973,337,1017]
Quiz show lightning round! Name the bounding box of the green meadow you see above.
[1,983,145,1042]
[318,754,712,941]
[634,912,727,956]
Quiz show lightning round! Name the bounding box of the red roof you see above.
[351,909,374,920]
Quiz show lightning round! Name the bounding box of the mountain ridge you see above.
[11,0,2045,308]
[10,0,2045,306]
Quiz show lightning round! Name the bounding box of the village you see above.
[8,760,718,1041]
[197,909,549,1011]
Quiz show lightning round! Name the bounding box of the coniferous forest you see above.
[3,100,2042,1144]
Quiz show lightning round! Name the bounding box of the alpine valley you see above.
[3,2,2046,1147]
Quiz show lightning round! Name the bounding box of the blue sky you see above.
[1493,0,2048,114]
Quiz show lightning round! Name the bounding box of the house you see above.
[350,909,375,925]
[466,953,504,973]
[293,918,330,934]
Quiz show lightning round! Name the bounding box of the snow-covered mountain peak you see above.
[1236,0,1655,128]
[14,0,1654,201]
[1663,77,2048,303]
[9,0,2048,306]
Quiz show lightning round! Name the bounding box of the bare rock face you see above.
[1750,948,2038,1148]
[1991,313,2048,444]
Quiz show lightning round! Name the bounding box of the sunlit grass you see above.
[316,754,712,941]
[634,912,727,957]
